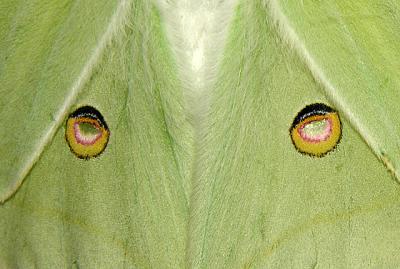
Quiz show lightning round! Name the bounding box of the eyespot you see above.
[290,103,341,157]
[65,106,110,159]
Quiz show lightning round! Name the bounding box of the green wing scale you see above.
[1,0,400,268]
[0,1,191,267]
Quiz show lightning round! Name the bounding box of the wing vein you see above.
[264,0,399,179]
[0,0,132,203]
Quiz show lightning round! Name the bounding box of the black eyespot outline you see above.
[65,106,110,159]
[289,103,342,157]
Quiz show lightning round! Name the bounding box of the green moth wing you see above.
[187,1,400,267]
[268,0,400,177]
[1,0,400,268]
[0,0,129,200]
[0,1,191,268]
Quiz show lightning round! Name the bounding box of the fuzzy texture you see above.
[156,0,238,97]
[1,0,400,268]
[156,1,239,212]
[0,0,132,202]
[264,0,400,180]
[0,1,192,267]
[185,2,400,267]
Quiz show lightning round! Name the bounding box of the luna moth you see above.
[1,0,400,268]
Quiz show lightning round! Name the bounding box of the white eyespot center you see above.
[299,118,332,143]
[74,122,102,145]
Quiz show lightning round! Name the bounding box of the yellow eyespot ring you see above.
[290,103,341,157]
[65,106,110,159]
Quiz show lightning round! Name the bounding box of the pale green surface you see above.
[187,2,400,267]
[0,1,192,268]
[302,120,329,138]
[1,0,400,268]
[275,0,400,174]
[0,0,121,194]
